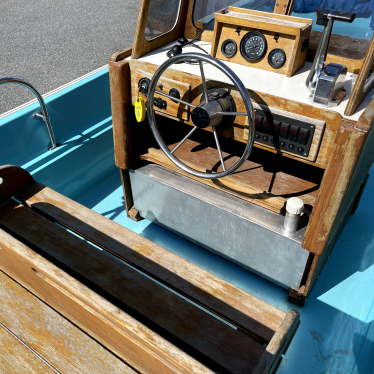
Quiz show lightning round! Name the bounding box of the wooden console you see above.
[211,8,312,76]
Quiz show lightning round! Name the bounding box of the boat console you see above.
[109,0,374,306]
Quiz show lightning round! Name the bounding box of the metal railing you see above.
[0,78,58,150]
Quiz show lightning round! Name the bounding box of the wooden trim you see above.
[130,59,342,169]
[0,228,211,374]
[303,97,374,258]
[0,165,34,204]
[253,310,299,374]
[131,0,190,60]
[109,46,133,62]
[14,181,286,342]
[0,271,135,373]
[109,60,132,170]
[345,34,374,116]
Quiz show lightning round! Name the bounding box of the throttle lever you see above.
[305,9,355,107]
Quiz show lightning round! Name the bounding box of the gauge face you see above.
[221,39,237,58]
[240,31,267,62]
[268,48,286,69]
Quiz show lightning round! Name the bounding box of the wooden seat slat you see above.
[14,181,285,342]
[0,199,265,373]
[0,270,135,374]
[0,226,215,374]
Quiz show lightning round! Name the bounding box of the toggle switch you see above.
[280,123,290,139]
[298,128,310,145]
[289,125,299,142]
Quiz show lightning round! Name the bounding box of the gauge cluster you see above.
[219,30,287,70]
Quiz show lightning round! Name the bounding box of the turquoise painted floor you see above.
[76,167,374,374]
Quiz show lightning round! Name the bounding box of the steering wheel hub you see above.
[191,99,223,129]
[146,52,255,179]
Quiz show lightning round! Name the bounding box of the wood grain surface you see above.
[0,271,134,374]
[0,227,215,374]
[345,34,374,116]
[136,69,191,120]
[0,323,56,374]
[139,140,320,213]
[130,59,342,169]
[14,181,286,342]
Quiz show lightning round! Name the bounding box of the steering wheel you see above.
[147,53,255,179]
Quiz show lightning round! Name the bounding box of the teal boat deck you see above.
[1,67,374,374]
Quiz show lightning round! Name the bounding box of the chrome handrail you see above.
[0,77,58,150]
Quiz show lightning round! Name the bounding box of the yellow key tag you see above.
[135,97,146,122]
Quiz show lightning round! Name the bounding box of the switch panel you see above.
[251,109,316,158]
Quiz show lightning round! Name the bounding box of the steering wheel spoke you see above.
[212,126,226,171]
[198,61,209,105]
[155,90,196,109]
[215,112,247,116]
[171,126,198,154]
[147,52,255,179]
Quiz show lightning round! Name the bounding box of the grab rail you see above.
[0,78,58,150]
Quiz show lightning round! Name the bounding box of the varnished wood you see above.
[130,59,342,169]
[184,0,295,41]
[253,310,299,374]
[345,34,374,116]
[0,228,212,374]
[136,69,191,120]
[302,119,368,255]
[0,200,266,373]
[0,271,135,374]
[14,181,286,342]
[139,141,320,213]
[109,46,132,62]
[109,60,132,170]
[211,10,311,77]
[0,165,34,203]
[131,0,190,60]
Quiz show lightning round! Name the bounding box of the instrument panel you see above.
[211,9,312,77]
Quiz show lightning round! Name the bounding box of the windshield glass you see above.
[193,0,276,29]
[291,0,374,40]
[145,0,181,40]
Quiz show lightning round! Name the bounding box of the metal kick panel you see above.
[130,164,310,290]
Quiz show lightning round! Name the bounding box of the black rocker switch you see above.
[273,120,281,135]
[262,119,270,133]
[289,125,299,142]
[255,115,263,130]
[298,128,310,145]
[280,123,290,139]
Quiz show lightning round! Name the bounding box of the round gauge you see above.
[240,31,267,62]
[221,39,237,58]
[268,48,286,69]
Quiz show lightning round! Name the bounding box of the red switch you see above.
[298,128,310,145]
[289,125,299,142]
[273,120,281,134]
[262,120,270,133]
[255,115,263,130]
[280,123,290,139]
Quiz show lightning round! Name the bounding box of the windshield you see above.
[145,0,181,40]
[193,0,276,29]
[291,0,374,40]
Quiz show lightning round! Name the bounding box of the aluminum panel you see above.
[130,164,310,289]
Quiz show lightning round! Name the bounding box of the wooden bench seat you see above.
[0,165,300,374]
